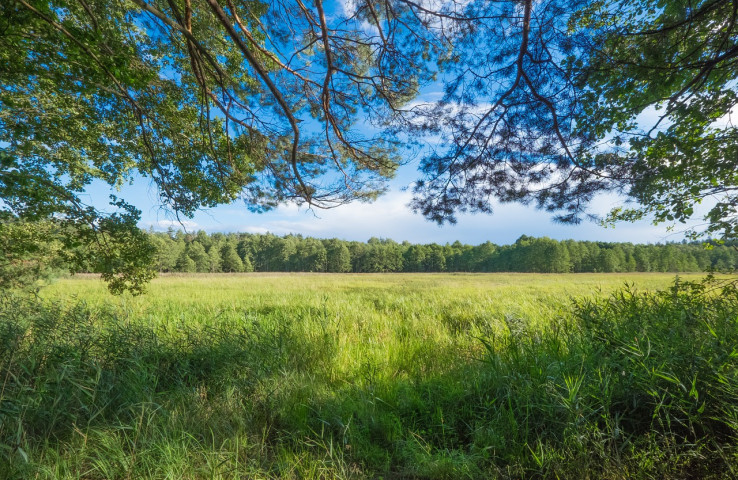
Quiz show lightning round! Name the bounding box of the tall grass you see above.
[1,273,736,478]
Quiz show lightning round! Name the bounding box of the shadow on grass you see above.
[1,278,738,479]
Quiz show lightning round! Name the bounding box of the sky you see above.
[79,100,713,247]
[81,98,706,247]
[82,162,699,246]
[73,0,715,246]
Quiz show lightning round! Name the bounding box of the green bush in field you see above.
[1,277,737,479]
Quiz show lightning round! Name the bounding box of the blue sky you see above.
[81,97,703,247]
[74,0,714,246]
[82,162,698,245]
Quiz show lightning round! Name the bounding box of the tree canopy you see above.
[2,0,737,292]
[582,0,738,240]
[409,0,738,241]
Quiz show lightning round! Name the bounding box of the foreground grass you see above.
[2,273,737,478]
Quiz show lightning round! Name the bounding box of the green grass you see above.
[42,272,705,325]
[2,273,737,478]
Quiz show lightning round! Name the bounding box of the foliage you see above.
[406,0,738,241]
[1,0,403,212]
[2,274,737,478]
[0,152,157,293]
[129,230,738,274]
[577,0,738,240]
[0,220,65,291]
[219,242,244,272]
[409,0,608,226]
[4,220,736,289]
[1,0,410,292]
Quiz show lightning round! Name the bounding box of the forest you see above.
[145,231,738,274]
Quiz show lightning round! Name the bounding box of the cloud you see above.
[240,225,271,234]
[145,219,199,231]
[180,189,691,245]
[714,108,737,129]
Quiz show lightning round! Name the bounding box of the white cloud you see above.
[339,0,359,16]
[182,189,691,245]
[240,225,271,234]
[145,219,199,231]
[714,108,737,129]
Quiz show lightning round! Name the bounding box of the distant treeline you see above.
[146,231,738,273]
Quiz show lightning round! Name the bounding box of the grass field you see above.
[43,272,705,324]
[2,273,737,479]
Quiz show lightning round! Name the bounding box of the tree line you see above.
[144,231,738,274]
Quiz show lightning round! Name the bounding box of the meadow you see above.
[1,273,737,479]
